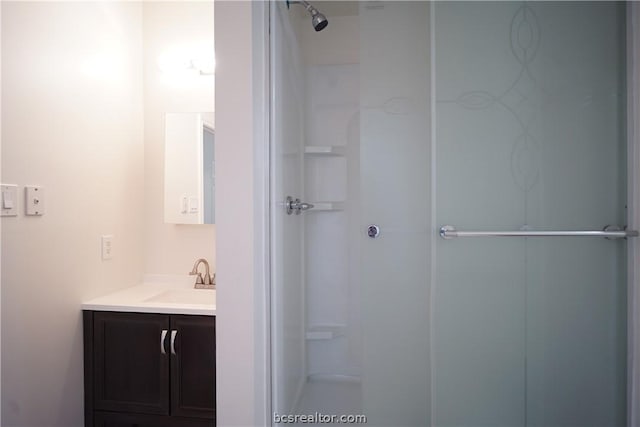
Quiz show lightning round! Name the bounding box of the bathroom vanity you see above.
[82,278,216,427]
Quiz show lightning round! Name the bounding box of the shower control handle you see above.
[286,196,314,215]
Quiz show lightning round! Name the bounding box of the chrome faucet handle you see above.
[191,258,215,289]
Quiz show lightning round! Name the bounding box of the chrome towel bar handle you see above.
[439,225,639,240]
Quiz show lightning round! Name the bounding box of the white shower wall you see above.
[304,63,360,377]
[271,2,306,415]
[296,10,362,379]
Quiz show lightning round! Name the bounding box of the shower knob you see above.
[367,224,380,238]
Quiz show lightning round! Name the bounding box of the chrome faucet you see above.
[189,258,215,289]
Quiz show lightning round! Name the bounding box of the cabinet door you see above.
[94,411,214,427]
[170,315,216,419]
[93,312,170,415]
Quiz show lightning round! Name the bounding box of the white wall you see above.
[1,3,145,425]
[215,1,269,425]
[299,14,359,66]
[142,1,216,275]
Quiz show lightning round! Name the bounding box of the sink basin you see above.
[144,289,215,305]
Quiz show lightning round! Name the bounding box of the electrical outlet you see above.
[25,186,44,216]
[189,197,199,213]
[101,235,113,260]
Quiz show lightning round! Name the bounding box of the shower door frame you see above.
[253,2,640,426]
[626,4,640,426]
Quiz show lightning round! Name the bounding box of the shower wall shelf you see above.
[306,324,346,340]
[309,201,345,211]
[304,145,346,156]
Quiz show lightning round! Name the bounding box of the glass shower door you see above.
[433,2,628,426]
[271,1,631,426]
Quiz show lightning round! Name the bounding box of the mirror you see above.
[164,112,215,224]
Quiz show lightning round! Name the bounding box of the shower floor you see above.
[293,375,363,426]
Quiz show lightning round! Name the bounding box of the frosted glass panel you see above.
[360,3,431,426]
[434,2,626,426]
[271,2,306,416]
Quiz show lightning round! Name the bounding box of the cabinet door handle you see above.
[170,330,177,355]
[161,329,168,355]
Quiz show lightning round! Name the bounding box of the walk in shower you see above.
[270,2,634,426]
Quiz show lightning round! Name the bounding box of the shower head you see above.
[310,8,328,32]
[287,0,328,32]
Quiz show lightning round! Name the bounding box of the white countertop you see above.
[82,275,215,316]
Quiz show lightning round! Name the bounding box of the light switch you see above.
[25,186,44,216]
[3,192,13,209]
[181,196,188,214]
[1,184,18,217]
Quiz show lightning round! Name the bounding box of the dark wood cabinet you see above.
[170,315,216,419]
[92,312,170,415]
[94,411,214,427]
[84,311,215,427]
